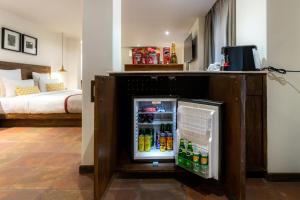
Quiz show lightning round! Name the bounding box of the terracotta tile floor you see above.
[105,178,300,200]
[0,127,93,200]
[0,128,299,200]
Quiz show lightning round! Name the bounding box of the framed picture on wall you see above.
[22,34,38,55]
[1,28,22,52]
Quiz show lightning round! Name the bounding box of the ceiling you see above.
[122,0,217,47]
[0,0,83,39]
[0,0,216,45]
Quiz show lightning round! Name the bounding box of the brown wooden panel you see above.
[208,75,246,200]
[0,113,81,127]
[124,64,184,71]
[0,60,51,80]
[246,96,265,172]
[117,163,178,173]
[94,76,117,200]
[0,113,81,120]
[245,75,267,176]
[262,75,268,173]
[246,76,263,96]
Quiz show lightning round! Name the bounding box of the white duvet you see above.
[0,90,82,114]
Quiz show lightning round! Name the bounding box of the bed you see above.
[0,61,82,127]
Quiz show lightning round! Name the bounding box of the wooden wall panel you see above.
[0,60,51,80]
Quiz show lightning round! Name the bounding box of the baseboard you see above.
[247,170,267,178]
[266,173,300,182]
[79,165,94,174]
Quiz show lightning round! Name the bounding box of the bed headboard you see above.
[0,61,51,80]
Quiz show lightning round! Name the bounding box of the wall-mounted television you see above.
[184,34,197,63]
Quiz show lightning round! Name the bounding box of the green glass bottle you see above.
[151,128,155,147]
[193,148,200,173]
[170,43,178,64]
[186,141,193,169]
[200,149,209,176]
[178,138,186,165]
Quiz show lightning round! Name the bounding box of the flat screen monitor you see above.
[184,34,193,63]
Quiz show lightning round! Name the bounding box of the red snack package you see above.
[163,47,170,64]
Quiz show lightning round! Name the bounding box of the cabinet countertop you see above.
[108,70,268,76]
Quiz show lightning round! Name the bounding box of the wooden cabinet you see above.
[93,72,267,200]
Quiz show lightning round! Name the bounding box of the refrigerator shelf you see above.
[135,149,175,160]
[176,157,209,178]
[137,121,174,125]
[138,112,174,114]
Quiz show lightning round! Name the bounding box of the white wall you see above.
[267,0,300,173]
[0,8,81,89]
[82,0,121,165]
[237,0,300,173]
[236,0,267,60]
[121,47,132,64]
[0,9,61,68]
[64,38,82,89]
[187,17,205,71]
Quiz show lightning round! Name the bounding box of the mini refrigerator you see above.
[133,98,222,180]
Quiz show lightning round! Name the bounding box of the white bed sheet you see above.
[0,90,82,114]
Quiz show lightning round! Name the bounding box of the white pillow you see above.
[0,69,22,96]
[39,78,59,92]
[2,79,35,97]
[32,72,50,87]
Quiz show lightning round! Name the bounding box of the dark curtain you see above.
[204,0,236,70]
[204,10,214,69]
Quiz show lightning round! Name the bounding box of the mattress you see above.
[0,90,82,114]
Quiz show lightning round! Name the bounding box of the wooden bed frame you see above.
[0,61,82,127]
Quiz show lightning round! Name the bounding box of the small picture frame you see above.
[1,28,22,52]
[22,34,38,55]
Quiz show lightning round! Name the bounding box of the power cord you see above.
[262,66,300,74]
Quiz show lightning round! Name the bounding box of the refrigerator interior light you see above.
[152,101,161,104]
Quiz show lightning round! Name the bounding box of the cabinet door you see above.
[176,100,222,180]
[94,76,117,200]
[209,75,247,200]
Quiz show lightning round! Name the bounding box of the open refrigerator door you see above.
[176,100,222,180]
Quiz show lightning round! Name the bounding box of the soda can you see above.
[156,130,160,149]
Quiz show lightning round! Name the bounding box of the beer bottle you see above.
[178,138,186,165]
[170,43,178,64]
[151,128,155,147]
[144,128,151,152]
[138,128,145,152]
[160,124,164,133]
[165,124,169,133]
[169,124,173,133]
[186,141,193,169]
[200,149,209,176]
[166,132,173,151]
[193,148,200,173]
[159,132,166,152]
